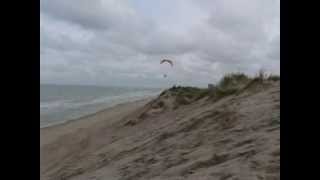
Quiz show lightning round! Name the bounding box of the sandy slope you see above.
[40,81,280,180]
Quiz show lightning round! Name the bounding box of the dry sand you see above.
[40,81,280,180]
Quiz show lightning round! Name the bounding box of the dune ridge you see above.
[41,77,280,180]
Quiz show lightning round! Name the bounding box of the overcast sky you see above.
[40,0,280,87]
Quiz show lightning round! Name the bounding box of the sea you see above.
[40,84,162,128]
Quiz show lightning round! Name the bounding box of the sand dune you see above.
[41,80,280,180]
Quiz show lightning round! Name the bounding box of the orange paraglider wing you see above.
[160,59,173,67]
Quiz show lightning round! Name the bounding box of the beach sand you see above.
[41,98,152,179]
[41,81,280,180]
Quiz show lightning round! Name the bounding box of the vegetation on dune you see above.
[217,73,251,90]
[167,86,209,105]
[211,73,251,100]
[159,70,279,108]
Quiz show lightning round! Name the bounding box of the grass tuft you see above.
[164,70,279,107]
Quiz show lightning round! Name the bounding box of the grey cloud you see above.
[41,0,280,87]
[41,0,137,30]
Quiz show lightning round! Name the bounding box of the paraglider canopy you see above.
[160,59,173,67]
[160,59,173,79]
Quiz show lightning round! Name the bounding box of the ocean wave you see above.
[40,100,71,110]
[40,90,161,113]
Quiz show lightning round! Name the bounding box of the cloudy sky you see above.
[40,0,280,87]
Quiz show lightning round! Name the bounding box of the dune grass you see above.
[161,70,279,107]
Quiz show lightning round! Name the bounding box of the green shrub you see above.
[159,90,167,97]
[166,70,279,105]
[217,73,250,90]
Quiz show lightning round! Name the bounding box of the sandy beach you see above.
[41,80,280,180]
[41,98,153,178]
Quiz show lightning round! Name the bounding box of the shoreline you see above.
[41,95,156,178]
[40,96,155,130]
